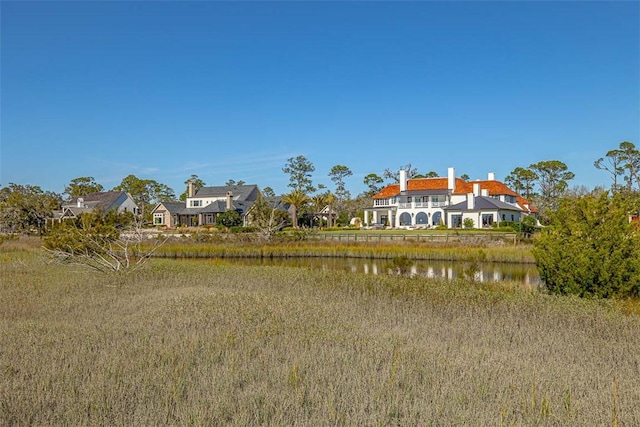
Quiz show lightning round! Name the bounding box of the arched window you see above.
[416,212,428,224]
[432,211,442,226]
[399,212,411,226]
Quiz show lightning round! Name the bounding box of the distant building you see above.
[150,183,261,227]
[364,168,537,229]
[52,191,139,222]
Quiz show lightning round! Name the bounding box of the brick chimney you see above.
[188,180,195,198]
[226,191,233,211]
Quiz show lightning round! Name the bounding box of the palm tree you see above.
[325,192,336,227]
[282,189,310,229]
[311,192,329,227]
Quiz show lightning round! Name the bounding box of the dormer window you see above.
[190,200,202,207]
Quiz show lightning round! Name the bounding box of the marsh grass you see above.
[153,239,535,264]
[2,249,639,425]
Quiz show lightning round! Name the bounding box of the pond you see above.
[210,257,541,286]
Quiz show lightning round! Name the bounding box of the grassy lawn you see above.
[2,240,639,425]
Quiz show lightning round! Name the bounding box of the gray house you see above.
[53,191,139,222]
[151,184,261,227]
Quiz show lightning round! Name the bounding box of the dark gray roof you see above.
[156,202,185,214]
[444,196,523,212]
[64,191,131,210]
[197,201,228,214]
[61,206,94,217]
[194,185,259,201]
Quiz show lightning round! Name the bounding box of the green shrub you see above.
[532,193,640,298]
[216,210,242,228]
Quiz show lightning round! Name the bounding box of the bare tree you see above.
[383,163,419,183]
[44,212,167,274]
[248,193,288,240]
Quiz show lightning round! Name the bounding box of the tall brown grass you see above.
[2,246,639,425]
[153,238,535,263]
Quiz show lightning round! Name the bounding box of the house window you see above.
[451,214,462,228]
[399,212,411,226]
[416,212,428,224]
[432,211,442,226]
[482,214,493,228]
[153,213,164,225]
[190,200,202,207]
[432,195,444,207]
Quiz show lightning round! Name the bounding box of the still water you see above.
[214,257,541,286]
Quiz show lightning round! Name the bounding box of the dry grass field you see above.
[2,239,639,425]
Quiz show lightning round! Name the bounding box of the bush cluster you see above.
[533,193,640,298]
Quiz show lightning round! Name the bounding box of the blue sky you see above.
[2,1,638,197]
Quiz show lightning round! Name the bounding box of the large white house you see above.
[364,168,537,229]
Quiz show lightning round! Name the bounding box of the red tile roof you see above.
[373,177,465,198]
[454,180,518,196]
[373,177,538,213]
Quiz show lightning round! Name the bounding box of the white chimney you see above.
[399,169,407,192]
[226,191,233,211]
[488,172,495,181]
[481,189,489,197]
[467,193,475,210]
[77,197,84,208]
[473,182,481,196]
[447,167,455,191]
[188,180,195,198]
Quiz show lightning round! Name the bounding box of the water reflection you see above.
[215,257,540,285]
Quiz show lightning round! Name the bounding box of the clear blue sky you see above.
[2,1,638,197]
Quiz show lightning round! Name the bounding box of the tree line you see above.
[1,141,639,230]
[2,141,639,298]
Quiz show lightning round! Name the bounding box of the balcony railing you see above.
[376,199,450,209]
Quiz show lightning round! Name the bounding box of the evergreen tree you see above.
[532,192,640,298]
